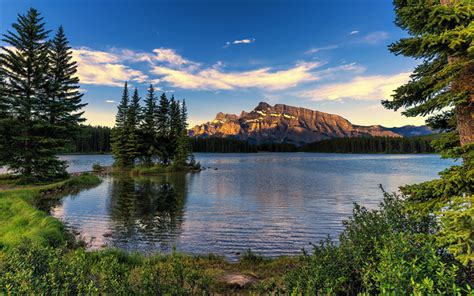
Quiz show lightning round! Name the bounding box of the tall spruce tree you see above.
[384,0,474,266]
[383,0,473,160]
[180,99,188,133]
[124,88,141,165]
[0,8,69,181]
[169,95,181,137]
[156,92,170,164]
[45,26,87,161]
[141,84,157,166]
[111,83,130,167]
[173,98,192,167]
[0,67,11,166]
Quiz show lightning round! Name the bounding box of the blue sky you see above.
[1,0,424,127]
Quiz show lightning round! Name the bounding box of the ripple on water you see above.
[49,153,455,260]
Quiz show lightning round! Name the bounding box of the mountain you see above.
[190,102,420,146]
[386,125,433,137]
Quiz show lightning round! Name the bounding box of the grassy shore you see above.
[0,174,102,249]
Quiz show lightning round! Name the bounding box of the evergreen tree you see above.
[0,67,12,166]
[383,0,473,159]
[180,99,188,133]
[111,83,130,167]
[173,99,192,167]
[39,25,87,173]
[156,93,169,138]
[169,95,181,137]
[384,0,474,266]
[124,88,141,165]
[0,8,68,181]
[156,92,170,164]
[141,84,157,166]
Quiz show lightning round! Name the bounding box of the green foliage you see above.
[383,0,473,159]
[110,86,195,170]
[66,125,112,153]
[436,194,474,266]
[0,9,86,182]
[0,244,213,295]
[111,83,133,167]
[0,174,101,249]
[285,193,470,295]
[140,84,158,166]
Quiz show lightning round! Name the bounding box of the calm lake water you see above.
[47,153,454,260]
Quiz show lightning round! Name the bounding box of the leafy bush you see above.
[285,193,471,295]
[0,244,213,295]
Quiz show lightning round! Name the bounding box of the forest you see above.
[69,125,436,154]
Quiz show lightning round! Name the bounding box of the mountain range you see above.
[189,102,433,146]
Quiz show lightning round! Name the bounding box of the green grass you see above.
[0,174,102,250]
[129,163,202,176]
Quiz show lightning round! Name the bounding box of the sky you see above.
[0,0,425,128]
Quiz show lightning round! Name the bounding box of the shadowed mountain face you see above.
[190,102,414,145]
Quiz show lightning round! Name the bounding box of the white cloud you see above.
[150,61,321,91]
[233,38,255,45]
[305,44,339,54]
[349,30,359,35]
[72,47,148,87]
[105,100,116,103]
[361,31,389,44]
[224,38,256,48]
[299,72,411,101]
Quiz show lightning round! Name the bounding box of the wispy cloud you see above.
[224,38,256,48]
[299,72,411,101]
[305,44,339,54]
[105,100,116,103]
[360,31,389,44]
[151,61,321,91]
[349,30,359,35]
[72,47,148,87]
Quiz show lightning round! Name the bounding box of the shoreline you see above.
[0,175,302,292]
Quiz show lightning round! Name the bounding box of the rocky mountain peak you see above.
[190,102,407,145]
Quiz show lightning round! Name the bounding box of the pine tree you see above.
[124,88,141,165]
[0,67,12,166]
[156,92,170,164]
[111,83,130,167]
[141,84,157,166]
[169,95,181,137]
[180,99,188,133]
[0,8,68,181]
[383,0,473,159]
[173,99,192,167]
[47,26,87,140]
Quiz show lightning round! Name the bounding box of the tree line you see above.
[64,125,112,154]
[0,9,85,181]
[70,126,437,154]
[110,83,194,168]
[300,136,435,154]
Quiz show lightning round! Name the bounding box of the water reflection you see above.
[50,173,188,253]
[107,174,187,252]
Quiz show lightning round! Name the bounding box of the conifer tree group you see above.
[111,83,193,168]
[0,8,86,181]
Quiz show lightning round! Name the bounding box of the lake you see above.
[47,153,454,260]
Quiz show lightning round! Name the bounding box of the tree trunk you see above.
[441,0,474,148]
[456,99,474,147]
